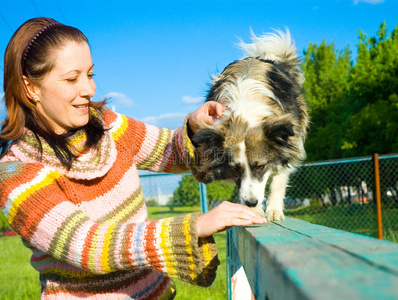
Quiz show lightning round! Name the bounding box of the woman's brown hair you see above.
[1,17,106,168]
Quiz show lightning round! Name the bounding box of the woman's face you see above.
[33,41,96,134]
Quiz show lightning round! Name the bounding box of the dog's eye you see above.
[255,164,266,171]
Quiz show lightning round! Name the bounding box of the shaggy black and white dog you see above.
[190,30,309,221]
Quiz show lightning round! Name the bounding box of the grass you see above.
[285,204,398,242]
[0,236,41,299]
[0,205,227,300]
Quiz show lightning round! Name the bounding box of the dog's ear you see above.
[192,128,224,151]
[190,128,225,184]
[263,121,294,146]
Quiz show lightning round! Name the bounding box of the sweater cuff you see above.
[181,114,204,176]
[181,114,196,164]
[159,212,220,287]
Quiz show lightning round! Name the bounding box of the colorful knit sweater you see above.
[0,108,219,299]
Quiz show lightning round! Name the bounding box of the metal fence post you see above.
[373,153,383,240]
[226,229,232,300]
[199,182,208,213]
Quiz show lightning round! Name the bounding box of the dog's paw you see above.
[250,206,265,218]
[265,209,285,221]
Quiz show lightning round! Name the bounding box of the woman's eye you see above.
[66,78,77,82]
[88,73,95,79]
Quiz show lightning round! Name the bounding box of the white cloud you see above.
[141,112,187,129]
[104,92,134,112]
[182,95,205,105]
[353,0,384,4]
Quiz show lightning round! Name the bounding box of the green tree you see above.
[302,22,398,160]
[172,174,200,206]
[342,22,398,156]
[172,175,237,207]
[302,41,351,161]
[206,180,236,206]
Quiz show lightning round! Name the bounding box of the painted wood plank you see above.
[276,218,398,274]
[229,218,398,300]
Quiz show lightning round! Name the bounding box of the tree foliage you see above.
[303,22,398,161]
[172,174,236,206]
[172,174,200,206]
[302,40,351,160]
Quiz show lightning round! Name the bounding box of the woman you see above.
[0,17,265,299]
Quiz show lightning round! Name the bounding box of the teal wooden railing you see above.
[226,218,398,300]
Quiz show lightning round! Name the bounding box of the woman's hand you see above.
[196,201,267,238]
[188,101,228,133]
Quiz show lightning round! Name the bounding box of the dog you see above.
[190,29,309,221]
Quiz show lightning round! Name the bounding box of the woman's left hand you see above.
[188,101,228,133]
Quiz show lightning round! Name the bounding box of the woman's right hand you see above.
[196,201,267,238]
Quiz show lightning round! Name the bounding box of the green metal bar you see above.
[226,229,232,300]
[199,182,208,213]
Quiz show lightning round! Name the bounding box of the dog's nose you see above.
[244,200,258,207]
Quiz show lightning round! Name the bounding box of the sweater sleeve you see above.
[109,110,196,174]
[0,161,219,287]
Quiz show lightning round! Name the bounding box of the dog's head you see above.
[191,113,301,207]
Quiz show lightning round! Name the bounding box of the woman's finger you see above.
[196,202,266,237]
[207,101,227,118]
[219,201,264,219]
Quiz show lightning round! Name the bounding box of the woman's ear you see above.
[23,75,39,101]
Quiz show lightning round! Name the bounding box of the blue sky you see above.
[0,0,397,129]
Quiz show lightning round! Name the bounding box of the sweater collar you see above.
[10,111,117,180]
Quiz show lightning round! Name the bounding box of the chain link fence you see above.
[285,154,398,242]
[138,154,398,243]
[139,171,186,207]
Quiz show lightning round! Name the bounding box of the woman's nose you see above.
[80,76,96,98]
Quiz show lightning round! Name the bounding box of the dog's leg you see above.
[265,170,290,221]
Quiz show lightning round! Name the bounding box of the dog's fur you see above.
[190,30,309,221]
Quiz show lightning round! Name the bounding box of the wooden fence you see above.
[226,218,398,300]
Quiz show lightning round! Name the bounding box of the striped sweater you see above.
[0,108,219,299]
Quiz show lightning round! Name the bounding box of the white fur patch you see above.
[238,29,298,63]
[236,141,246,164]
[219,78,275,127]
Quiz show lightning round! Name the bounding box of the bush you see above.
[0,211,12,232]
[145,198,158,207]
